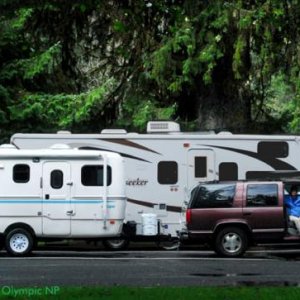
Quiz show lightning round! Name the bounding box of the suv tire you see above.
[214,227,248,257]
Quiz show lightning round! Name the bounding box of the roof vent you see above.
[147,121,181,133]
[0,144,17,149]
[101,129,127,134]
[57,130,71,134]
[217,131,233,135]
[50,144,71,150]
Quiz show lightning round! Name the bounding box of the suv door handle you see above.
[66,210,74,216]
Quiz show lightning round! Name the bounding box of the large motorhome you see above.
[11,121,300,249]
[0,144,126,256]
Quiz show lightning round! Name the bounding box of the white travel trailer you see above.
[11,121,300,249]
[0,144,126,256]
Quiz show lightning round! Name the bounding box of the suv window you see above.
[190,184,236,208]
[246,184,278,207]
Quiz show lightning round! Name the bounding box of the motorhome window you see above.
[246,184,278,207]
[219,162,238,181]
[13,164,30,183]
[51,170,63,189]
[257,141,288,158]
[194,156,207,178]
[190,184,236,208]
[158,161,178,184]
[81,165,112,186]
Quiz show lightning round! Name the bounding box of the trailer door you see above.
[188,149,215,190]
[42,162,72,236]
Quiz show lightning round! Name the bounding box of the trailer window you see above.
[246,184,278,207]
[194,156,207,178]
[157,161,178,184]
[219,162,238,181]
[51,170,63,189]
[13,164,30,183]
[81,165,112,186]
[257,141,288,158]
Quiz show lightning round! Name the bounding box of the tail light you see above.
[186,208,192,224]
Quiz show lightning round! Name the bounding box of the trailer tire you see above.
[0,236,4,251]
[5,228,34,256]
[102,238,130,251]
[157,238,180,250]
[214,227,248,257]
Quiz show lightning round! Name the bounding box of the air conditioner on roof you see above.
[147,121,181,133]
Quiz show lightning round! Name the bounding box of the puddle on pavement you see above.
[190,273,261,277]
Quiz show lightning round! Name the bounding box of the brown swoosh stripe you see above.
[205,144,296,171]
[78,146,152,163]
[100,139,161,155]
[127,198,182,213]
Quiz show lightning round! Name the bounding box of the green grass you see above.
[1,287,300,300]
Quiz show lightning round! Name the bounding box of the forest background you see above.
[1,0,300,143]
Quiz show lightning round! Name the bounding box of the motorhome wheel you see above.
[5,228,34,256]
[102,238,129,250]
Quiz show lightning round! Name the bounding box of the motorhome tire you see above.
[5,228,34,256]
[102,238,129,250]
[214,227,248,257]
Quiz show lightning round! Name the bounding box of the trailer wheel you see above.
[0,236,4,251]
[157,238,180,250]
[214,227,248,257]
[5,228,34,256]
[102,238,130,251]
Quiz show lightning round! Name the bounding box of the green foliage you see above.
[113,20,126,33]
[11,8,33,29]
[233,35,247,80]
[149,2,227,92]
[132,100,176,129]
[19,42,61,79]
[265,73,293,118]
[288,78,300,134]
[8,79,116,131]
[1,0,300,141]
[118,95,176,131]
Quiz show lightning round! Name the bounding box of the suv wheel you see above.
[214,227,248,257]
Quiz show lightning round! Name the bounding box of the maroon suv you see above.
[182,181,300,257]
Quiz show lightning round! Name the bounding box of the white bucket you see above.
[141,213,158,236]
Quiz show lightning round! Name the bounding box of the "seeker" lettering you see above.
[126,178,148,186]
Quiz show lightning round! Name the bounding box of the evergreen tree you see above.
[1,0,300,142]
